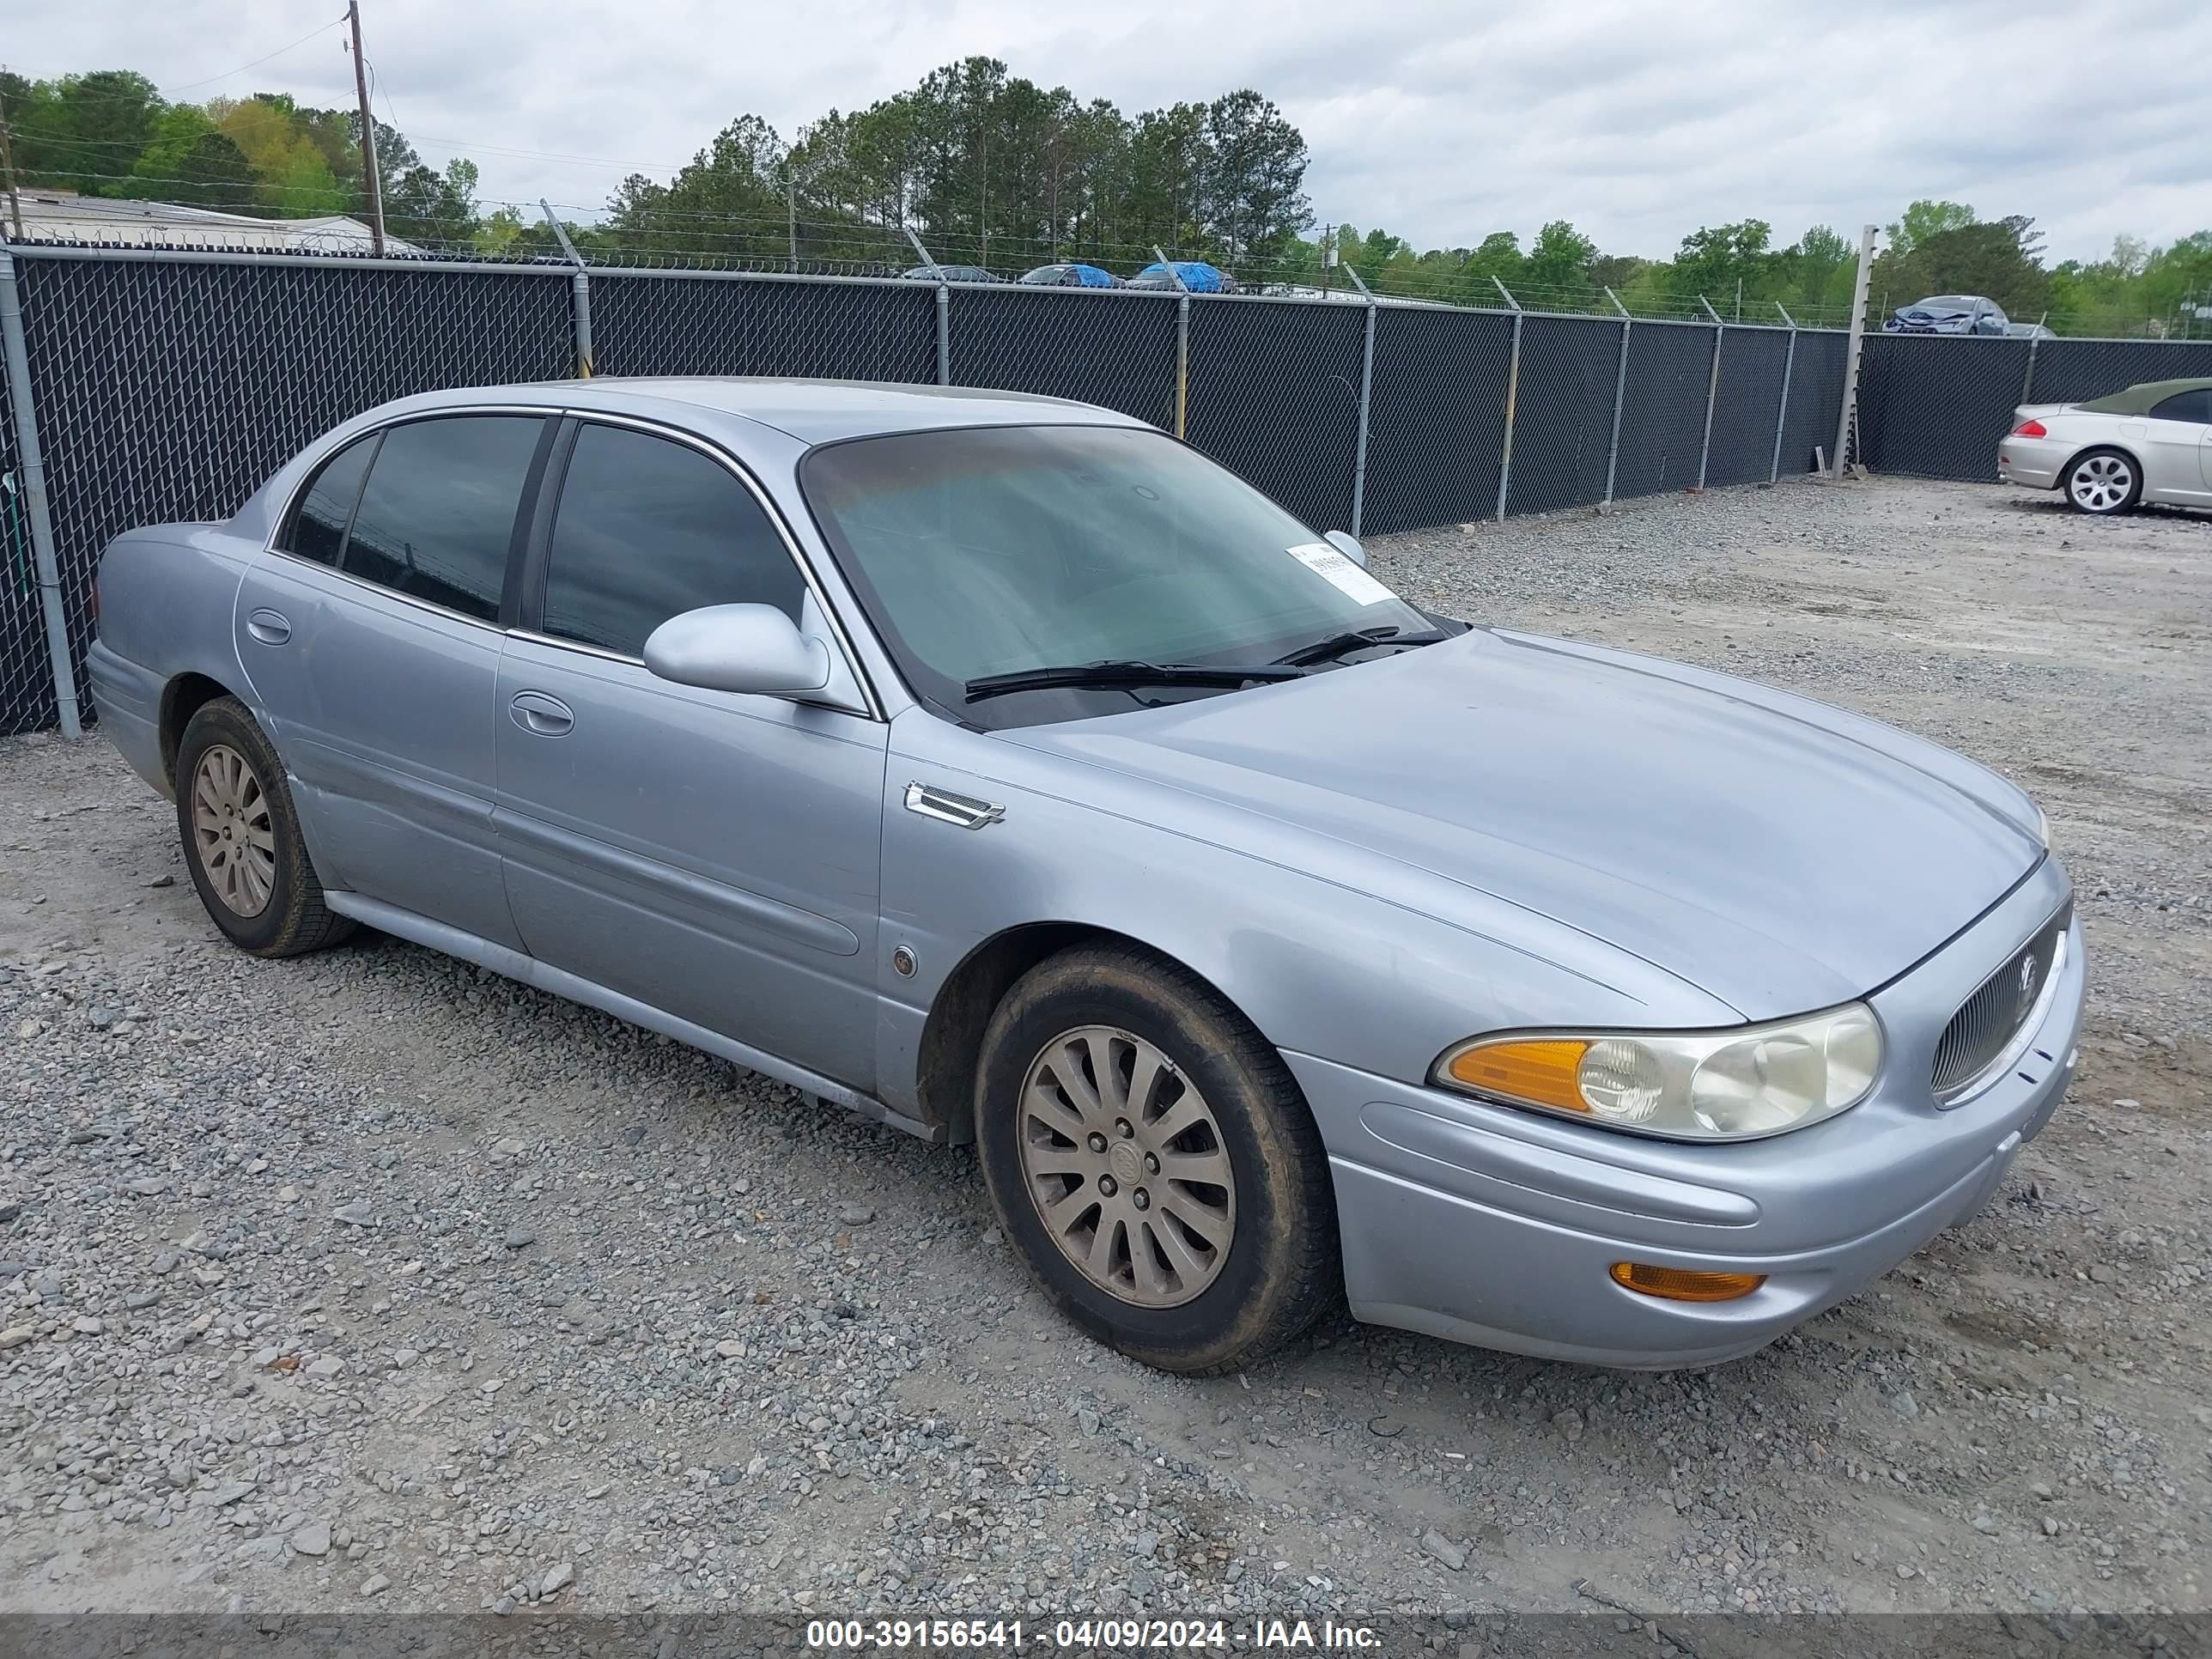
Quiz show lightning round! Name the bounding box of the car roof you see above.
[2078,376,2212,416]
[225,376,1151,540]
[388,375,1149,447]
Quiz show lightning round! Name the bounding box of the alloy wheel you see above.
[1015,1024,1237,1308]
[189,742,277,917]
[2069,453,2132,512]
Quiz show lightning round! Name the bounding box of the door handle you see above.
[245,608,291,646]
[508,690,574,737]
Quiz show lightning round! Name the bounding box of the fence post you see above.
[903,227,951,385]
[1175,293,1190,439]
[539,199,593,377]
[1833,224,1879,476]
[1696,295,1723,491]
[1492,276,1522,523]
[2020,331,2043,408]
[1343,265,1377,537]
[1154,246,1191,440]
[1770,302,1798,483]
[1601,287,1632,508]
[0,243,82,739]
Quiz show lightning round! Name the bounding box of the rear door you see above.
[235,412,551,948]
[491,417,887,1088]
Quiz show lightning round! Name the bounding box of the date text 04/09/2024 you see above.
[804,1620,1384,1650]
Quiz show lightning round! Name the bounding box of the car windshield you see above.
[799,423,1437,727]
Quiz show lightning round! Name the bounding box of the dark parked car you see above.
[1884,295,2008,336]
[899,264,1001,284]
[1018,264,1118,288]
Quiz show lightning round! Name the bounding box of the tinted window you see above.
[2149,390,2212,424]
[283,434,376,567]
[343,416,544,622]
[540,425,806,657]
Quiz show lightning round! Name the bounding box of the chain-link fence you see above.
[950,286,1182,429]
[15,238,2200,736]
[591,270,937,383]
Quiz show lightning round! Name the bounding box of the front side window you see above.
[281,434,377,566]
[342,416,544,622]
[800,423,1435,727]
[538,424,805,658]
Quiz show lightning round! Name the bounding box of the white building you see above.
[3,190,421,254]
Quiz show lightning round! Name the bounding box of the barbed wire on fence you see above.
[9,166,2203,339]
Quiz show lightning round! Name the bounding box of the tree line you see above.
[0,68,480,246]
[1304,205,2210,336]
[5,61,2207,337]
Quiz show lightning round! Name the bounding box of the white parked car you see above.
[1998,376,2212,514]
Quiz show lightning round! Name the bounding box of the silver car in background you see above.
[88,378,2084,1374]
[1999,376,2212,514]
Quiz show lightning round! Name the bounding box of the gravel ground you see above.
[0,475,2205,1625]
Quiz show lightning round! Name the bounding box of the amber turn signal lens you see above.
[1608,1262,1765,1303]
[1444,1038,1590,1112]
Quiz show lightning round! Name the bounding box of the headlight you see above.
[1434,1004,1883,1141]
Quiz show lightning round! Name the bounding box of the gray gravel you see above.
[1,475,2205,1621]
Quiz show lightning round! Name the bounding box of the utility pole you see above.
[1322,224,1334,296]
[347,1,386,256]
[0,76,24,240]
[787,171,798,273]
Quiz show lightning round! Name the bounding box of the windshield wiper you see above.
[1271,624,1449,668]
[963,659,1308,702]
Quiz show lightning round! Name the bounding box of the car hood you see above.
[1004,629,2042,1020]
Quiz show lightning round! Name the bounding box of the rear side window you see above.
[343,416,544,622]
[2148,389,2212,424]
[538,423,805,658]
[282,434,377,567]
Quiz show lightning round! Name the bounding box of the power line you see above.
[167,16,351,96]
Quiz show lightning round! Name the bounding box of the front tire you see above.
[174,696,356,957]
[975,944,1338,1373]
[2065,447,2139,515]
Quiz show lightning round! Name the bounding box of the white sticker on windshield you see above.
[1286,542,1395,606]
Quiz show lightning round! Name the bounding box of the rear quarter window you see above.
[2148,390,2212,424]
[279,434,378,567]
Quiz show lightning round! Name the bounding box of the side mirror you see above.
[643,604,830,697]
[1323,529,1369,568]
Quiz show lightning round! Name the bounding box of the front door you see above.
[490,419,887,1089]
[235,413,550,950]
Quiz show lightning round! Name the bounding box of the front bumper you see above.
[1996,434,2069,489]
[1294,858,2084,1369]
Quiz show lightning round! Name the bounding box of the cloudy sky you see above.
[14,0,2209,263]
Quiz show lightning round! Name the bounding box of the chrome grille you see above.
[1932,902,2071,1101]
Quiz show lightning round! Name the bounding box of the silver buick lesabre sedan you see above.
[87,378,2084,1375]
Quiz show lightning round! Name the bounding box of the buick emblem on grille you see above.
[2015,952,2039,1018]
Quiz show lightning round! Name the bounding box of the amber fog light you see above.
[1609,1262,1765,1303]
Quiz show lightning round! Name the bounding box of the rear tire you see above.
[975,944,1338,1374]
[2064,447,2139,515]
[174,696,356,958]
